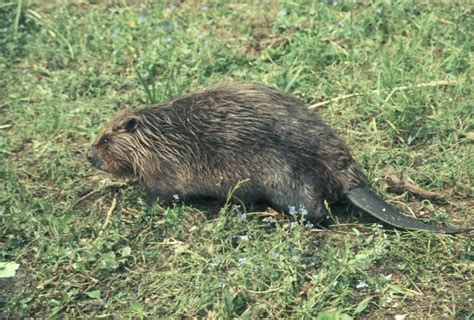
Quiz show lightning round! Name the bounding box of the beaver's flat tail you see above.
[345,185,468,234]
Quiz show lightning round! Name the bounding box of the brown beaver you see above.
[87,82,468,233]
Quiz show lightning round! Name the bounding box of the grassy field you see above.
[1,1,473,318]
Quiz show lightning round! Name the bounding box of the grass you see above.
[1,1,473,318]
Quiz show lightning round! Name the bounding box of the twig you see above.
[73,181,131,207]
[246,207,285,219]
[96,193,117,239]
[386,172,447,201]
[36,274,60,290]
[73,189,98,207]
[308,79,461,109]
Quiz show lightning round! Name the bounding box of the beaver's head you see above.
[87,109,144,177]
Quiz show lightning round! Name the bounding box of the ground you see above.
[0,1,473,318]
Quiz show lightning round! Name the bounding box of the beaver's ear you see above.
[123,117,139,132]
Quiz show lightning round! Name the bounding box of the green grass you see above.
[1,1,473,318]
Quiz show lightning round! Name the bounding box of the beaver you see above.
[87,82,469,233]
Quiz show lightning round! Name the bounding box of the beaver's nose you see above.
[87,149,94,162]
[87,148,101,168]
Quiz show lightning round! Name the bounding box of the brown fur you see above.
[87,83,367,222]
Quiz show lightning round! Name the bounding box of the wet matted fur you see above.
[87,83,469,233]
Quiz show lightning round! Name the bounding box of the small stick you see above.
[386,172,447,201]
[73,189,98,207]
[74,181,132,207]
[96,193,117,239]
[308,79,461,109]
[246,207,285,219]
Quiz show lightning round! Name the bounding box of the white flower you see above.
[383,274,393,281]
[356,280,369,289]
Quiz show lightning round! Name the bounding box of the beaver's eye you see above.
[100,135,110,145]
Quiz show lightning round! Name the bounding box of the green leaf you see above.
[130,302,144,312]
[121,246,132,257]
[99,252,117,270]
[316,311,353,320]
[388,284,416,297]
[0,262,20,278]
[85,290,101,299]
[354,296,373,314]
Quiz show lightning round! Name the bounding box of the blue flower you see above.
[288,206,297,216]
[299,206,308,216]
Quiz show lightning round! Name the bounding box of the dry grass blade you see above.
[308,79,462,109]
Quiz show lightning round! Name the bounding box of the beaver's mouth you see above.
[87,149,105,171]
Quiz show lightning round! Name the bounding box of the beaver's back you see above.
[135,83,366,198]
